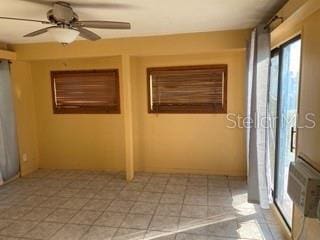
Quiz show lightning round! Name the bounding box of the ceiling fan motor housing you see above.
[47,2,78,25]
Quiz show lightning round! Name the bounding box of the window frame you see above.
[51,69,120,114]
[146,65,228,114]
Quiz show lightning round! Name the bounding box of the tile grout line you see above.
[144,172,172,239]
[0,170,278,240]
[47,171,121,240]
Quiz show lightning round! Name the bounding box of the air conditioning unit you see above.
[288,156,320,218]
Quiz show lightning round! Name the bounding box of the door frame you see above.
[271,34,302,229]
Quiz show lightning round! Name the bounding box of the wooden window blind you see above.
[147,65,227,113]
[51,69,120,114]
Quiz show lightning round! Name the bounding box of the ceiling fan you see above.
[0,1,131,44]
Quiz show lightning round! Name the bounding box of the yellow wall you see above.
[29,56,126,171]
[294,9,320,240]
[11,29,250,60]
[9,29,250,176]
[271,0,320,239]
[297,10,320,171]
[132,52,245,175]
[19,51,246,175]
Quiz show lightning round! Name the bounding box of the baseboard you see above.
[38,167,124,173]
[19,166,246,178]
[139,167,246,177]
[0,173,20,186]
[20,168,38,177]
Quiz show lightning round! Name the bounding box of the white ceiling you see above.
[0,0,283,44]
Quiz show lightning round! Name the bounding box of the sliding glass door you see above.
[0,61,20,185]
[269,36,301,227]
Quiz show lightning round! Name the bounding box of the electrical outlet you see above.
[22,153,27,162]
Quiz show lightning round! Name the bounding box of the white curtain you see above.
[0,60,20,185]
[246,25,272,208]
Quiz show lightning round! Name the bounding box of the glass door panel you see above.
[275,37,301,227]
[268,50,280,188]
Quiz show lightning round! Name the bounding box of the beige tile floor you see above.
[0,170,289,240]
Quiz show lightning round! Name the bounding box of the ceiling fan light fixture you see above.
[48,27,79,44]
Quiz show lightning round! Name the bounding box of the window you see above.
[147,65,227,113]
[51,69,120,114]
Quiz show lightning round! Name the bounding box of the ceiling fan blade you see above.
[0,16,51,24]
[76,27,101,41]
[24,26,55,37]
[17,0,134,9]
[75,21,131,30]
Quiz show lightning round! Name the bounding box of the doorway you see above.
[268,36,302,227]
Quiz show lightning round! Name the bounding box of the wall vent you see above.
[288,156,320,218]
